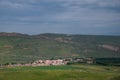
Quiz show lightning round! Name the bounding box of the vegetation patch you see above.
[0,64,120,80]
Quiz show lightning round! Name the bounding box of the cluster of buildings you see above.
[31,57,94,66]
[0,57,95,67]
[32,59,66,66]
[72,57,95,64]
[1,59,67,67]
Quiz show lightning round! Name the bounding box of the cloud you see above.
[1,0,120,9]
[0,0,120,35]
[0,0,25,9]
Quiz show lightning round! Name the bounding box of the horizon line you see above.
[0,32,120,36]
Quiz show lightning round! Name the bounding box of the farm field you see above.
[0,64,120,80]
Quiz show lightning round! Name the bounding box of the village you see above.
[0,57,94,67]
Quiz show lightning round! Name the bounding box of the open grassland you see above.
[0,64,120,80]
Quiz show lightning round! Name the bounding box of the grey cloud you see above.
[0,0,120,35]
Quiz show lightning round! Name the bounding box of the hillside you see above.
[0,32,120,64]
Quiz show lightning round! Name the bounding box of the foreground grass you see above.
[0,65,120,80]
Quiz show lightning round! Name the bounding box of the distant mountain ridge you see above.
[0,32,120,64]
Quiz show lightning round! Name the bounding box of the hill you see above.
[0,32,120,64]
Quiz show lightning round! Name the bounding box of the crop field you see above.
[0,64,120,80]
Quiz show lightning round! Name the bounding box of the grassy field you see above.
[0,64,120,80]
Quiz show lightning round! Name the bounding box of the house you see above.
[52,59,64,65]
[85,57,94,64]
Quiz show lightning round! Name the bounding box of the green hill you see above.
[0,32,120,64]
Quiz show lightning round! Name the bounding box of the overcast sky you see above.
[0,0,120,35]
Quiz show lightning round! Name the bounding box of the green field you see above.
[0,65,120,80]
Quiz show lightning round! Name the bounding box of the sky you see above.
[0,0,120,35]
